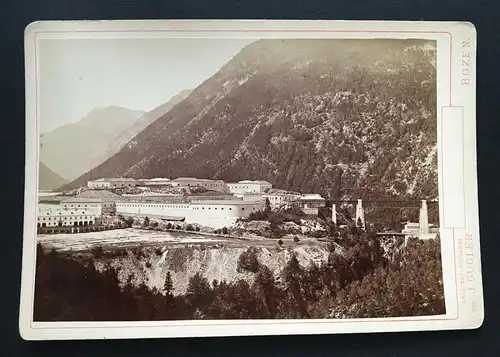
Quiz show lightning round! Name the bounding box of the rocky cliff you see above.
[93,244,331,296]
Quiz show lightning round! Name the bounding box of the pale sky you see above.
[38,38,255,133]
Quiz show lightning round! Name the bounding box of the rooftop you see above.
[173,177,224,182]
[190,200,259,205]
[148,178,171,181]
[90,177,137,182]
[300,194,325,200]
[233,180,272,185]
[39,209,96,217]
[61,197,103,203]
[76,190,121,199]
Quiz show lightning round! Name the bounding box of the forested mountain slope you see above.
[65,39,437,202]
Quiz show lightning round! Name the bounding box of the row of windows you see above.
[184,183,223,187]
[39,216,92,221]
[192,206,258,211]
[192,207,233,211]
[118,204,189,209]
[63,204,99,208]
[38,220,94,228]
[44,211,89,215]
[266,196,297,201]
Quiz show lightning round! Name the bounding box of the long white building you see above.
[227,180,272,194]
[37,208,96,228]
[115,199,262,229]
[87,178,138,189]
[172,177,227,192]
[60,197,116,216]
[139,178,180,187]
[262,193,302,207]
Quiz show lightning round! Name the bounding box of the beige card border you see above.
[20,20,482,340]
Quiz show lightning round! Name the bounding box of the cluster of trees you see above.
[34,227,445,322]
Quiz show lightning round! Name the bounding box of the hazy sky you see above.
[39,38,254,133]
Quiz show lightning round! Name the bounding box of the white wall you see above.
[115,201,261,229]
[227,182,271,194]
[38,213,95,227]
[88,181,111,189]
[115,202,191,219]
[186,202,261,228]
[61,202,102,216]
[227,183,261,194]
[174,179,226,191]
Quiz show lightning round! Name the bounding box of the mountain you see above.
[40,106,146,181]
[64,39,438,205]
[40,89,193,184]
[39,162,68,190]
[98,89,193,168]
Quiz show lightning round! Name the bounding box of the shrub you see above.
[237,247,260,273]
[195,226,201,232]
[91,245,104,258]
[166,223,173,229]
[125,217,134,228]
[145,261,152,269]
[143,217,150,228]
[293,236,300,243]
[175,225,181,230]
[278,239,284,246]
[248,210,268,221]
[221,227,229,235]
[186,224,194,232]
[155,248,162,256]
[151,221,159,228]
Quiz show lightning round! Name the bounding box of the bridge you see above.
[329,199,437,206]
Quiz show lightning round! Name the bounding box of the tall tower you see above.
[419,200,429,234]
[331,203,337,225]
[355,199,365,230]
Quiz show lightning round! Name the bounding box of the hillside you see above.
[65,39,437,203]
[40,106,146,181]
[35,233,445,320]
[39,162,68,190]
[97,89,193,169]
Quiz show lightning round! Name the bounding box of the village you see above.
[37,176,438,243]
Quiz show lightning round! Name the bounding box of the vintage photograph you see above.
[33,34,445,322]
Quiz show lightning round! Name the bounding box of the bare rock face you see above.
[95,244,331,296]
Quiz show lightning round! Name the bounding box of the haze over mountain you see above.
[40,89,192,182]
[39,162,68,191]
[64,39,437,204]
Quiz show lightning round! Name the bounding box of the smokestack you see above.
[332,203,337,225]
[419,200,429,234]
[355,199,365,230]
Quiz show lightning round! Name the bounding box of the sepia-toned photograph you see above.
[32,33,447,322]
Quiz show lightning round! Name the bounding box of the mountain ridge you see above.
[63,39,438,204]
[39,162,68,190]
[41,89,193,183]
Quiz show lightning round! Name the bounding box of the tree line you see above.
[34,227,445,321]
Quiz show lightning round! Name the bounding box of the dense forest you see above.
[64,39,438,205]
[34,227,445,321]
